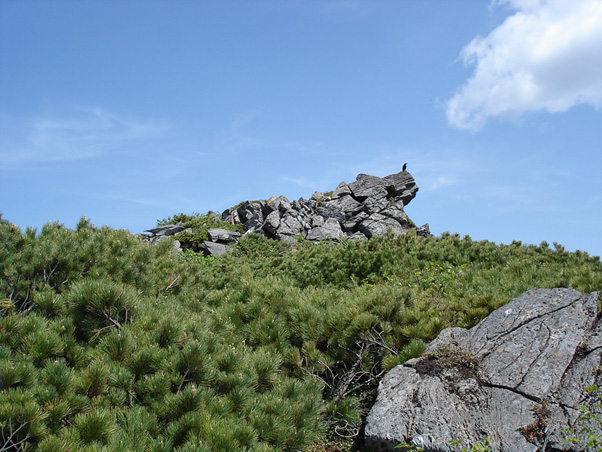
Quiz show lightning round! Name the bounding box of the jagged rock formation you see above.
[142,170,429,256]
[365,288,602,452]
[221,170,428,244]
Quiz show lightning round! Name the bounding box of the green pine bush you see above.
[0,215,600,451]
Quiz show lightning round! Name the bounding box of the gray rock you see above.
[311,191,328,202]
[332,181,352,199]
[262,211,281,236]
[416,223,430,238]
[236,201,264,224]
[361,195,390,215]
[207,228,241,243]
[322,195,364,217]
[201,241,233,257]
[298,216,311,231]
[365,289,602,452]
[291,199,306,214]
[235,204,255,223]
[275,233,298,245]
[348,174,388,200]
[221,207,239,224]
[148,235,166,244]
[243,212,264,233]
[359,214,407,238]
[145,224,184,236]
[341,220,357,233]
[383,171,418,199]
[317,204,346,222]
[464,289,594,397]
[306,218,344,241]
[311,215,325,228]
[341,211,369,233]
[267,196,292,214]
[278,214,304,236]
[381,203,410,224]
[278,197,293,213]
[293,198,317,214]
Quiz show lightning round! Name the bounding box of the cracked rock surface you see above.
[365,288,602,452]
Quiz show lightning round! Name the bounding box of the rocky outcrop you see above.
[142,225,241,257]
[142,170,428,256]
[365,288,602,452]
[141,223,189,253]
[222,170,429,242]
[201,228,241,257]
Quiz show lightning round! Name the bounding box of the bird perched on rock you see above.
[402,163,407,172]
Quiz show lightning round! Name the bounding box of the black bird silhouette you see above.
[402,163,407,172]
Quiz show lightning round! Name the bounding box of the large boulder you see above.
[322,195,364,217]
[359,213,408,238]
[383,171,419,205]
[201,241,233,257]
[365,288,602,452]
[348,174,389,200]
[262,211,281,235]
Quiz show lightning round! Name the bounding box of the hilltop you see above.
[0,170,601,452]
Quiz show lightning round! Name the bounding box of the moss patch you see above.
[413,344,481,381]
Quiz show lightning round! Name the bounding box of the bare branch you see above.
[103,310,122,329]
[360,327,399,356]
[164,275,181,292]
[177,369,190,392]
[1,419,32,451]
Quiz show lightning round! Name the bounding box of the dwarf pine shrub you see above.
[0,216,600,451]
[156,212,244,252]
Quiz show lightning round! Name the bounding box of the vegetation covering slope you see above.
[0,213,600,451]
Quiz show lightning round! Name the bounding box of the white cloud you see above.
[447,0,602,129]
[0,107,170,169]
[427,175,455,192]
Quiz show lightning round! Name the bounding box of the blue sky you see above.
[1,0,601,258]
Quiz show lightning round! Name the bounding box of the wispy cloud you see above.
[448,0,602,130]
[210,111,329,160]
[280,175,335,192]
[0,107,170,169]
[427,175,456,191]
[342,147,568,216]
